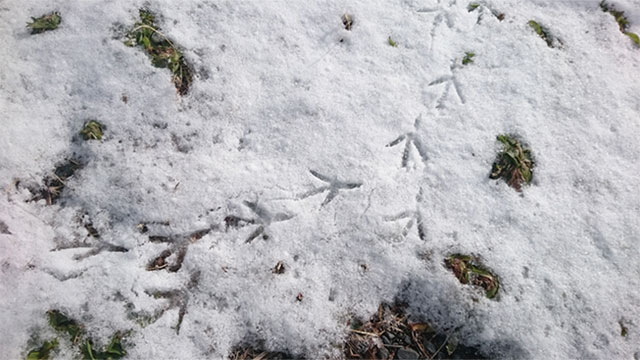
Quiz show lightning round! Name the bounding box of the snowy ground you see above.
[1,0,640,358]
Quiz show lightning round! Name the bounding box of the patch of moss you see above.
[27,12,61,34]
[124,9,193,95]
[462,52,475,65]
[26,339,58,360]
[490,134,534,191]
[80,120,104,140]
[445,254,499,299]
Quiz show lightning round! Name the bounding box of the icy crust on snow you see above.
[1,0,640,358]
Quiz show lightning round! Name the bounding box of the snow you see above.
[1,0,640,358]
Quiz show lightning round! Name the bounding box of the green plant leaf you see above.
[80,334,126,360]
[387,36,398,47]
[26,339,58,360]
[528,20,542,35]
[141,36,151,50]
[468,3,480,12]
[625,32,640,45]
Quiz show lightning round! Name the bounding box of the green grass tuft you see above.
[27,12,61,34]
[80,120,104,140]
[462,52,475,65]
[600,1,628,31]
[125,9,193,95]
[600,1,639,47]
[445,254,499,299]
[468,3,480,12]
[387,36,398,47]
[26,339,58,360]
[490,134,534,191]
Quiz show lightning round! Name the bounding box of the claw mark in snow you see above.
[147,227,215,272]
[73,243,128,261]
[428,65,465,108]
[416,1,456,50]
[300,170,363,206]
[384,188,427,241]
[387,115,429,168]
[239,200,294,243]
[145,270,200,335]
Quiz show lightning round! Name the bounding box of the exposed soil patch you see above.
[30,159,83,205]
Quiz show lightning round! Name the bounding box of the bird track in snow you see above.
[299,170,363,207]
[428,64,465,108]
[384,188,428,241]
[386,115,429,168]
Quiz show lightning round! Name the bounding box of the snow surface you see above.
[1,0,640,358]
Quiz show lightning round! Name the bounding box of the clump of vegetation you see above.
[26,339,58,360]
[80,120,104,140]
[468,3,481,12]
[387,36,398,47]
[30,159,82,205]
[80,333,127,360]
[345,302,485,359]
[47,310,83,343]
[44,310,127,359]
[528,20,558,47]
[462,52,475,65]
[124,9,193,95]
[445,254,499,299]
[228,342,298,360]
[27,12,61,34]
[600,1,640,46]
[490,134,534,191]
